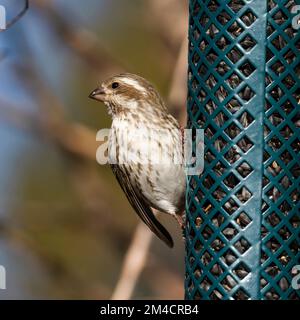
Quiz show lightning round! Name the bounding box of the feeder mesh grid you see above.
[186,0,300,300]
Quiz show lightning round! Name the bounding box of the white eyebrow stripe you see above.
[119,77,147,94]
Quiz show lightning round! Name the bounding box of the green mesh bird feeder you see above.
[185,0,300,300]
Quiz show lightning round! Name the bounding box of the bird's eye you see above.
[112,82,119,89]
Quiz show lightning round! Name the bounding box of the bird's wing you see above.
[111,164,174,248]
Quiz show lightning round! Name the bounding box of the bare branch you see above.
[0,97,98,161]
[168,37,188,126]
[145,0,188,51]
[111,223,153,300]
[31,0,127,75]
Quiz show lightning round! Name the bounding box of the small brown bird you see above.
[89,73,185,248]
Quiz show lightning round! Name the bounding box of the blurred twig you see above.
[0,96,98,161]
[146,0,188,52]
[32,0,127,76]
[111,223,153,300]
[145,0,188,124]
[168,37,188,126]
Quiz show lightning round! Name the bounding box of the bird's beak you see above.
[89,87,106,102]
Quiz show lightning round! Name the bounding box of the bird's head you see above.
[89,73,167,117]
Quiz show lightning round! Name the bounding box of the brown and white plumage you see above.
[89,73,185,248]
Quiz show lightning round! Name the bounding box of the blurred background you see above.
[0,0,188,299]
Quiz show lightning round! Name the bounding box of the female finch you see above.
[89,73,185,248]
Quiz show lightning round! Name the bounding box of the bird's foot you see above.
[174,213,186,240]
